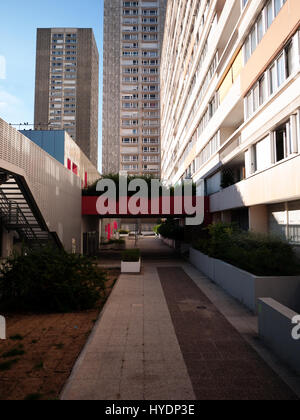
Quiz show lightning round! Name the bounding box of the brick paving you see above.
[158,267,298,401]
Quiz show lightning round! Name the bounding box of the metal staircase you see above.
[0,170,62,251]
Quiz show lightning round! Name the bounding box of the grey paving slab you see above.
[61,262,195,401]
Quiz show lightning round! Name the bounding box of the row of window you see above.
[247,112,299,177]
[123,9,158,17]
[244,0,287,63]
[122,51,158,57]
[245,33,298,120]
[52,33,76,38]
[174,7,295,181]
[122,138,159,144]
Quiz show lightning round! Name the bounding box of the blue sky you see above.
[0,0,104,170]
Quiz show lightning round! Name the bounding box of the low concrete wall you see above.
[190,248,300,313]
[190,247,214,279]
[161,237,176,248]
[258,298,300,375]
[161,237,190,255]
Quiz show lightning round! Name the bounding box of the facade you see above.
[0,118,83,255]
[161,0,300,244]
[102,0,167,176]
[34,28,99,167]
[20,130,100,188]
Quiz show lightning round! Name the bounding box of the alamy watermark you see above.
[0,315,6,340]
[95,177,205,226]
[292,315,300,340]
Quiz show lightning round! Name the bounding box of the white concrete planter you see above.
[121,258,141,274]
[190,248,300,314]
[258,298,300,375]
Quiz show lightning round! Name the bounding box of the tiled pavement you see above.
[61,263,195,400]
[61,243,299,400]
[158,267,297,400]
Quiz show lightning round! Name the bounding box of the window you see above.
[286,42,295,77]
[275,124,286,162]
[275,0,282,16]
[250,27,257,53]
[266,0,274,29]
[244,37,251,62]
[257,15,264,43]
[253,83,259,112]
[277,53,285,86]
[253,136,271,172]
[246,92,253,118]
[269,63,277,95]
[259,75,266,106]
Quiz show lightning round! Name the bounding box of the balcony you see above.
[210,154,300,213]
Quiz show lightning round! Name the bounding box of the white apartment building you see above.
[102,0,167,176]
[161,0,300,244]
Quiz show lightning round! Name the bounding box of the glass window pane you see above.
[267,0,273,29]
[277,53,285,86]
[259,76,266,105]
[269,64,277,94]
[247,92,253,118]
[257,15,264,43]
[253,84,259,112]
[286,42,294,77]
[251,27,257,53]
[245,37,251,62]
[275,0,282,16]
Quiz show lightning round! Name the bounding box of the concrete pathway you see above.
[61,240,299,400]
[61,262,195,400]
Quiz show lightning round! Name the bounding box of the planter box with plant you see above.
[190,223,300,313]
[121,249,141,273]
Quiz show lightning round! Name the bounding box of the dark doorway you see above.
[83,231,99,256]
[231,207,249,231]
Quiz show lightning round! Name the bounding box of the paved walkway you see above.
[159,267,296,400]
[62,262,195,400]
[61,241,299,400]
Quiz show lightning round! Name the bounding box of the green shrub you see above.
[122,249,140,262]
[0,248,106,313]
[157,219,184,240]
[193,223,300,276]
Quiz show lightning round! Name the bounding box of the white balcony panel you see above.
[210,154,300,213]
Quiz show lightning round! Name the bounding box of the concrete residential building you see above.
[102,0,167,176]
[34,28,99,167]
[161,0,300,244]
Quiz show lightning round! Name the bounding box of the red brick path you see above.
[158,267,298,401]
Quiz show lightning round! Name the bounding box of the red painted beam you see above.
[82,195,211,224]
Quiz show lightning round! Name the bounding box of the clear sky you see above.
[0,0,104,171]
